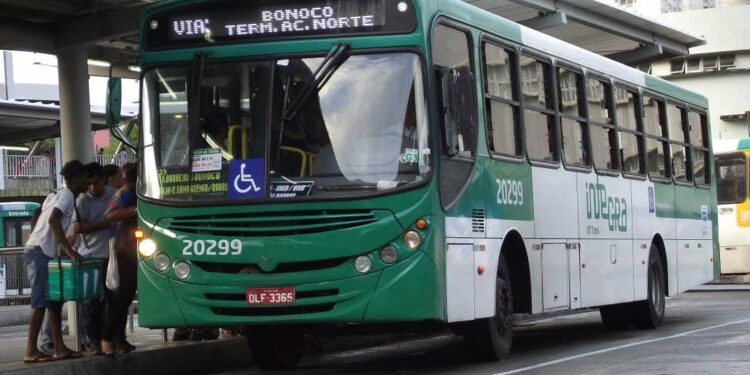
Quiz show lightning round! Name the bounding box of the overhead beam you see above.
[0,102,63,121]
[0,123,61,144]
[608,43,665,66]
[519,11,568,30]
[510,0,692,56]
[0,0,82,15]
[0,101,109,124]
[0,121,109,144]
[0,17,55,53]
[55,4,148,49]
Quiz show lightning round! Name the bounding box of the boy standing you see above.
[71,162,117,354]
[23,160,88,362]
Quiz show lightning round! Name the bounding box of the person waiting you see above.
[69,162,117,354]
[23,160,88,363]
[100,163,138,358]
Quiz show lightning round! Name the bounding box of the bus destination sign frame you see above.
[144,0,417,50]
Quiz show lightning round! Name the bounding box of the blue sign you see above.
[648,187,655,213]
[228,158,265,199]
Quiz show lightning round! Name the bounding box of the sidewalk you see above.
[712,274,750,284]
[0,324,251,375]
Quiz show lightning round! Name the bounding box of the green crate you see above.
[48,259,103,301]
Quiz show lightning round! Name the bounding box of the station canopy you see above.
[465,0,705,65]
[0,0,705,69]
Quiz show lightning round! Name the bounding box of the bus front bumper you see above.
[137,251,441,328]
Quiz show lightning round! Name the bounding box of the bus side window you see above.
[614,86,644,176]
[689,110,710,186]
[558,67,588,168]
[643,95,670,180]
[482,41,521,157]
[667,103,691,183]
[586,77,617,172]
[520,54,557,163]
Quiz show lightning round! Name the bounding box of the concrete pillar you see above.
[57,47,92,164]
[56,48,89,348]
[0,150,5,191]
[54,138,63,189]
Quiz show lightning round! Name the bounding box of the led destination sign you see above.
[145,0,416,49]
[172,6,381,38]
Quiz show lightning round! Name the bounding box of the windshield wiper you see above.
[281,42,349,121]
[317,184,378,191]
[188,51,208,153]
[317,181,407,191]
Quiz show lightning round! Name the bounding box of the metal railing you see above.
[2,156,55,178]
[2,153,137,180]
[1,247,138,333]
[0,247,32,327]
[92,153,137,167]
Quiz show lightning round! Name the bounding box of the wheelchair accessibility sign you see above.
[229,159,265,198]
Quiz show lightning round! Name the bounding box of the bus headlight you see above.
[354,256,372,273]
[154,252,170,272]
[138,239,157,258]
[379,245,398,264]
[174,261,191,280]
[403,230,422,249]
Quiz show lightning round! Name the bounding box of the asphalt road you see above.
[217,288,750,375]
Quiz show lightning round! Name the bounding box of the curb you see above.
[0,337,250,375]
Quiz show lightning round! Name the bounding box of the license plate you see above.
[246,287,296,305]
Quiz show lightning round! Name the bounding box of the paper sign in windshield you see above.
[400,148,419,164]
[192,148,222,172]
[270,182,314,198]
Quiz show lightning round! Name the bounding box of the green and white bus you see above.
[135,0,717,368]
[714,138,750,274]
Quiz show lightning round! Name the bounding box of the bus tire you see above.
[465,257,513,361]
[246,325,304,370]
[632,245,666,329]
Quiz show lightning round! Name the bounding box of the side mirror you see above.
[106,77,122,126]
[437,67,459,156]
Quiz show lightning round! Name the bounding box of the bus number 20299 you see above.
[182,239,242,256]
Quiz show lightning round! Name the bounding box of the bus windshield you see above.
[716,152,747,205]
[140,52,430,201]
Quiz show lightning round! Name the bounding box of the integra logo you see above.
[585,183,627,232]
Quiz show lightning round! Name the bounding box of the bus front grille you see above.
[210,303,335,316]
[164,209,377,237]
[194,257,349,274]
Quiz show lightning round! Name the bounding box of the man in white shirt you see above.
[23,160,88,363]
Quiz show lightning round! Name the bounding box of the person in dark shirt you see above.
[100,163,138,358]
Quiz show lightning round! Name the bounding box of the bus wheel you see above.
[246,325,304,370]
[465,257,513,361]
[632,245,666,329]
